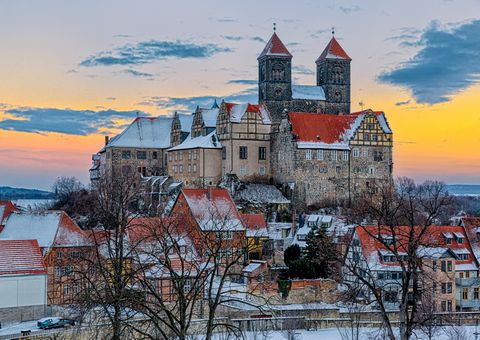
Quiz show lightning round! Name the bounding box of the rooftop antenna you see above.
[273,22,276,32]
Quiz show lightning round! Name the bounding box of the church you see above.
[90,29,393,208]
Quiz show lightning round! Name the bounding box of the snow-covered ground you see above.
[0,320,41,337]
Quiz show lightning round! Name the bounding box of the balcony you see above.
[456,298,480,309]
[456,277,480,287]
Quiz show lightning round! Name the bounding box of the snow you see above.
[291,85,326,100]
[259,106,272,124]
[107,117,172,149]
[230,103,248,122]
[178,114,193,132]
[243,262,262,273]
[12,199,54,212]
[235,184,290,205]
[456,263,478,271]
[168,131,222,151]
[296,141,350,150]
[376,112,392,133]
[0,212,61,248]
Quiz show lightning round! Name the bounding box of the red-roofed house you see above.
[345,225,480,311]
[271,110,393,206]
[0,211,92,305]
[170,188,247,265]
[241,213,271,261]
[0,239,47,322]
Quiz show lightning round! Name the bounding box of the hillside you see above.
[0,186,55,200]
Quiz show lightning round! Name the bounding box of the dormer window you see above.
[454,232,464,244]
[443,232,453,245]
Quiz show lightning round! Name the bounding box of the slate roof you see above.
[225,102,272,124]
[106,116,172,149]
[316,36,351,61]
[291,85,326,101]
[258,32,292,59]
[168,131,222,151]
[0,201,18,226]
[0,239,46,276]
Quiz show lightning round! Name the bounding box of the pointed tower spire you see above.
[211,99,219,109]
[257,31,292,60]
[316,36,351,62]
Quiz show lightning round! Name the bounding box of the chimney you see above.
[291,208,296,237]
[105,135,110,146]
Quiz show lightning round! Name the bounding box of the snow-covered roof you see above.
[443,232,454,238]
[168,131,222,151]
[290,110,391,150]
[292,85,326,100]
[106,117,172,149]
[307,215,320,223]
[453,248,470,255]
[0,211,90,251]
[178,114,194,132]
[225,102,272,125]
[456,263,478,271]
[243,262,262,273]
[182,189,245,231]
[200,108,219,127]
[235,183,290,204]
[454,232,464,238]
[258,32,292,58]
[0,239,46,276]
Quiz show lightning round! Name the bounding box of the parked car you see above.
[37,317,75,329]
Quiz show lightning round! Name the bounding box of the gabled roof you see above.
[241,213,268,237]
[0,211,91,251]
[0,200,18,226]
[258,32,292,59]
[224,102,272,124]
[316,37,351,62]
[178,114,194,133]
[0,239,46,276]
[106,116,172,149]
[288,110,391,150]
[181,188,245,231]
[168,131,222,151]
[355,225,477,269]
[460,217,480,262]
[199,108,220,128]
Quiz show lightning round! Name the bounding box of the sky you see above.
[0,0,479,190]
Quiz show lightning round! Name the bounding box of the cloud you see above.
[250,36,266,44]
[138,87,258,112]
[216,17,238,23]
[222,35,243,41]
[228,79,257,85]
[0,107,143,135]
[122,69,154,78]
[293,65,315,75]
[80,40,232,67]
[395,100,411,106]
[338,5,361,14]
[378,20,480,104]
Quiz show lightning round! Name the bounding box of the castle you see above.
[90,30,393,208]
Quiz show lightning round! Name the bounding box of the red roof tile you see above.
[356,225,476,266]
[258,32,292,59]
[289,112,358,144]
[317,37,351,62]
[241,213,267,231]
[0,239,46,276]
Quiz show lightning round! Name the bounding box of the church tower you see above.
[258,29,292,122]
[316,36,351,114]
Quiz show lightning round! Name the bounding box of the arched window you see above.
[272,63,285,81]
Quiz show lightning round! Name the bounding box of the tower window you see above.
[272,64,285,81]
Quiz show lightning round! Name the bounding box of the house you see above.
[0,211,92,305]
[170,188,247,266]
[460,216,480,262]
[241,213,271,261]
[0,240,47,322]
[345,225,480,311]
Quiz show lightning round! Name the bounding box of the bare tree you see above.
[343,178,453,340]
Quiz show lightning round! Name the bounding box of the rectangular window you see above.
[152,151,157,159]
[193,164,197,172]
[343,151,349,161]
[447,261,452,272]
[57,251,63,259]
[353,148,360,157]
[259,147,267,160]
[173,165,177,173]
[179,165,183,173]
[458,237,464,244]
[63,284,70,296]
[331,150,337,161]
[446,237,452,245]
[183,279,191,294]
[441,301,446,312]
[259,166,266,176]
[373,151,383,161]
[174,152,178,161]
[239,146,248,159]
[137,151,147,159]
[447,301,452,312]
[240,166,247,176]
[463,288,468,300]
[317,150,324,160]
[55,266,62,277]
[447,282,452,294]
[169,153,172,161]
[441,260,446,272]
[179,152,183,161]
[364,133,370,141]
[193,150,198,160]
[188,164,192,173]
[121,151,131,159]
[305,150,312,160]
[441,283,446,294]
[433,260,437,272]
[474,288,479,300]
[222,146,227,160]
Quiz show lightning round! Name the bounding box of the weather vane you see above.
[359,101,365,110]
[273,22,276,32]
[332,27,335,36]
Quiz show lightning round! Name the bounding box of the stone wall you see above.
[0,305,47,324]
